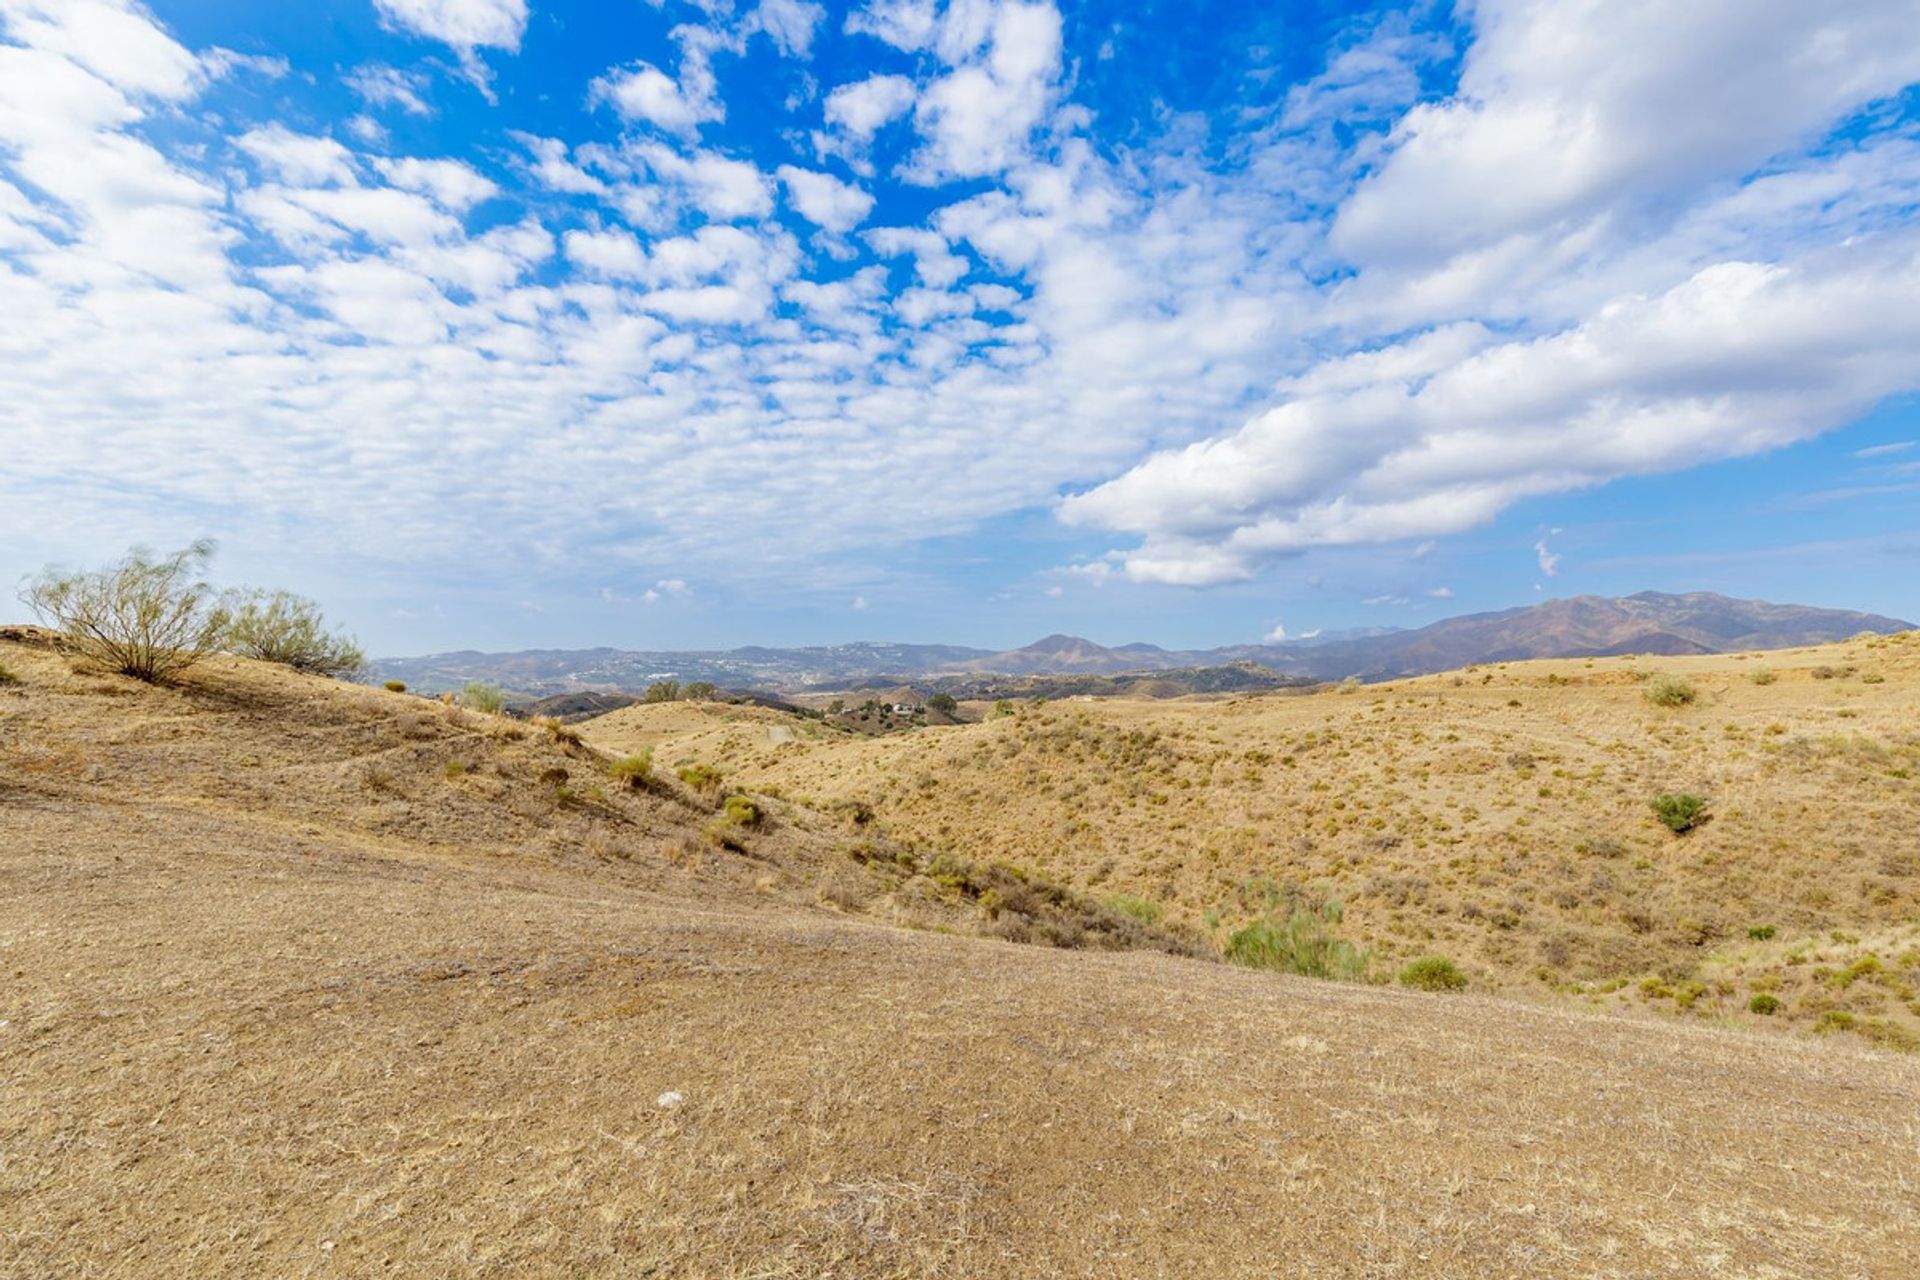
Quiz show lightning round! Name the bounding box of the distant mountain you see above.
[370,592,1912,696]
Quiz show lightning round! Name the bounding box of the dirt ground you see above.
[5,629,1920,1277]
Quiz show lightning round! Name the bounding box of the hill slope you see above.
[584,630,1920,1050]
[5,628,1919,1276]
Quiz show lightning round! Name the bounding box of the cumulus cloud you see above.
[1064,238,1920,584]
[823,74,916,140]
[593,62,720,135]
[905,1,1064,182]
[776,165,874,233]
[347,64,433,116]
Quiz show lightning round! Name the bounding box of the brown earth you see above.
[4,627,1920,1277]
[582,632,1920,1049]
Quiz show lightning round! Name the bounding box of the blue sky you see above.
[3,0,1919,656]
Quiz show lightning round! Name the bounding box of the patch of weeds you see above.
[382,679,407,693]
[1643,674,1697,707]
[1103,893,1165,926]
[0,661,20,686]
[1748,669,1777,686]
[443,760,469,779]
[608,752,653,790]
[1748,993,1781,1016]
[677,762,723,793]
[1224,900,1369,981]
[1397,956,1468,992]
[1748,924,1776,941]
[1814,1009,1855,1034]
[1650,792,1708,834]
[461,681,506,714]
[1832,955,1882,988]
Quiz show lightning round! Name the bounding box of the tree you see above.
[21,540,228,683]
[928,693,958,715]
[643,680,682,703]
[222,588,366,678]
[683,681,717,700]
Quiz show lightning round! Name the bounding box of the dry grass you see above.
[5,626,1920,1276]
[583,631,1920,1049]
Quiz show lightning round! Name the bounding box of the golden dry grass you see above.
[584,632,1920,1049]
[5,627,1920,1277]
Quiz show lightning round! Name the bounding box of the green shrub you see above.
[1398,956,1468,992]
[1104,894,1164,926]
[683,681,717,700]
[677,762,723,793]
[644,680,682,703]
[609,752,653,789]
[1748,924,1776,941]
[22,539,227,683]
[1224,901,1368,980]
[721,794,761,826]
[461,681,506,714]
[383,679,407,693]
[221,588,365,677]
[1643,674,1697,707]
[1650,792,1708,833]
[1748,993,1781,1016]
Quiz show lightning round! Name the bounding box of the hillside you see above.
[370,592,1911,695]
[582,630,1920,1050]
[6,626,1920,1276]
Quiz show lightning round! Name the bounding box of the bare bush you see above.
[21,540,228,683]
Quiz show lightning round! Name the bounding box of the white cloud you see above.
[372,0,527,51]
[1426,585,1454,599]
[512,132,608,196]
[851,594,870,610]
[593,61,719,135]
[374,156,498,212]
[777,165,874,233]
[1855,440,1915,458]
[823,73,916,139]
[237,125,357,186]
[563,226,648,279]
[1264,621,1288,642]
[907,2,1064,182]
[1064,237,1920,584]
[845,0,938,51]
[628,143,773,221]
[346,64,432,116]
[749,0,824,57]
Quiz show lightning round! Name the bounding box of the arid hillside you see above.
[583,630,1920,1050]
[5,626,1920,1277]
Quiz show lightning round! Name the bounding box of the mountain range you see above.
[370,592,1913,697]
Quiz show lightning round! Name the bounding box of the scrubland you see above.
[4,625,1919,1277]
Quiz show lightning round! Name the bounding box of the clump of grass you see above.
[1224,901,1368,981]
[1643,674,1698,707]
[0,661,20,686]
[443,760,469,779]
[1748,924,1776,941]
[1104,894,1165,926]
[677,762,723,793]
[461,681,506,714]
[1650,792,1708,834]
[1749,993,1781,1016]
[1748,668,1777,686]
[383,679,407,693]
[609,752,653,790]
[1398,956,1468,992]
[721,794,761,827]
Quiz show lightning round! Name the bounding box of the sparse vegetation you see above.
[1398,956,1468,992]
[1224,901,1368,981]
[461,681,507,714]
[645,680,683,703]
[1650,792,1708,833]
[383,679,407,693]
[609,752,654,789]
[0,661,19,686]
[1749,993,1781,1016]
[221,588,366,678]
[22,540,229,683]
[1749,668,1777,685]
[1643,674,1698,707]
[677,762,723,793]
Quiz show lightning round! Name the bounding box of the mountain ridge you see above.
[371,592,1913,696]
